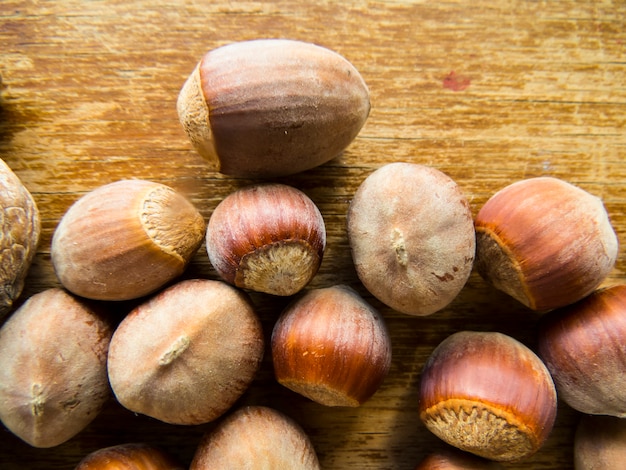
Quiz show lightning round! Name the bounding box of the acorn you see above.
[537,284,626,417]
[177,38,370,178]
[271,284,392,407]
[474,176,618,311]
[206,183,326,296]
[51,179,205,301]
[418,331,557,462]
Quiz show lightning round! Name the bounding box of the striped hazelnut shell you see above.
[177,39,370,178]
[76,443,184,470]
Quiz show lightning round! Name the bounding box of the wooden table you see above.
[1,1,625,468]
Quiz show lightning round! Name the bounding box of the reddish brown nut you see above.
[190,406,320,470]
[0,158,40,318]
[574,414,626,470]
[107,279,264,425]
[51,179,205,301]
[0,288,112,448]
[418,331,557,462]
[347,162,475,316]
[271,284,392,407]
[206,183,326,296]
[177,38,370,178]
[415,448,504,469]
[474,176,618,311]
[75,443,184,470]
[537,284,626,417]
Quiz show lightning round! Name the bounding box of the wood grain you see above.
[1,1,625,468]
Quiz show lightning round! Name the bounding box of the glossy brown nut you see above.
[415,448,504,469]
[574,414,626,470]
[177,39,370,178]
[75,443,184,470]
[271,284,392,407]
[475,176,618,311]
[418,331,557,462]
[51,179,205,301]
[206,183,326,296]
[190,406,320,470]
[0,288,112,448]
[537,284,626,417]
[0,158,40,318]
[347,162,475,316]
[107,279,264,425]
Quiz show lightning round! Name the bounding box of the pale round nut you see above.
[347,162,475,316]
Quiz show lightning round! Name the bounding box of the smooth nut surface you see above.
[347,162,475,316]
[415,448,504,469]
[537,284,626,417]
[0,158,40,318]
[0,288,112,448]
[177,38,370,178]
[271,284,392,407]
[475,176,618,311]
[574,414,626,470]
[75,442,184,470]
[206,183,326,296]
[190,406,320,470]
[107,279,264,425]
[418,331,557,462]
[51,179,205,301]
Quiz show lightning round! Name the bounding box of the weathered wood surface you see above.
[1,1,625,468]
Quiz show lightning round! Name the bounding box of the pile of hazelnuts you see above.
[0,38,624,469]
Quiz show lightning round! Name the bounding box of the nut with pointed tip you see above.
[271,284,392,407]
[177,38,370,178]
[347,162,475,316]
[206,183,326,296]
[574,414,626,470]
[107,279,264,425]
[190,406,320,470]
[474,176,618,311]
[51,179,206,301]
[75,443,184,470]
[0,158,41,319]
[418,331,557,462]
[415,448,504,469]
[0,288,112,448]
[537,284,626,417]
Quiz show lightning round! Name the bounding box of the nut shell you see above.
[415,448,504,469]
[177,39,370,178]
[271,284,392,407]
[0,288,112,448]
[107,279,264,425]
[190,406,320,470]
[51,179,205,301]
[475,176,618,311]
[0,158,40,318]
[574,414,626,470]
[537,284,626,417]
[347,162,475,316]
[75,443,184,470]
[418,331,557,462]
[206,183,326,296]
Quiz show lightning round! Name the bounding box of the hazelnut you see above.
[0,288,112,448]
[347,162,475,316]
[475,176,618,311]
[177,38,370,178]
[190,406,320,469]
[75,443,184,470]
[418,331,557,462]
[206,183,326,296]
[0,158,41,318]
[415,448,504,469]
[51,179,205,301]
[271,284,392,407]
[574,414,626,470]
[537,284,626,417]
[107,279,264,425]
